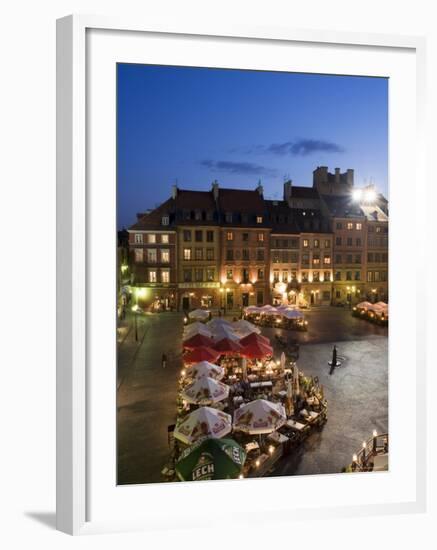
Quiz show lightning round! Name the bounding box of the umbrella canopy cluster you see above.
[188,308,210,321]
[244,304,305,320]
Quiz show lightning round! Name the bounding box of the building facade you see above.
[127,167,388,311]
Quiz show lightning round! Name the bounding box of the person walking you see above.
[162,353,167,369]
[329,345,337,375]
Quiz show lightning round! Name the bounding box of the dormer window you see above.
[225,212,233,223]
[161,215,169,226]
[256,216,263,224]
[194,210,202,221]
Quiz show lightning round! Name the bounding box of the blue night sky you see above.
[117,64,388,229]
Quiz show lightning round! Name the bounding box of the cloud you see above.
[200,160,277,177]
[267,139,345,156]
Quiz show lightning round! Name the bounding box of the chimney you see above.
[211,180,219,201]
[335,168,340,184]
[283,180,292,203]
[346,169,354,186]
[171,184,178,200]
[256,179,264,197]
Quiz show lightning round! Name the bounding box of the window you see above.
[355,254,361,264]
[347,222,353,230]
[281,251,288,263]
[335,254,342,264]
[147,249,157,263]
[134,248,143,263]
[336,290,341,298]
[324,240,330,248]
[256,216,263,224]
[302,253,310,266]
[183,248,191,261]
[194,210,202,221]
[183,230,191,242]
[256,291,264,305]
[382,253,388,262]
[258,268,265,280]
[323,291,331,301]
[226,269,233,280]
[346,254,352,264]
[225,212,233,223]
[273,270,280,282]
[206,248,214,260]
[368,253,374,262]
[291,271,297,281]
[183,210,191,220]
[301,271,308,283]
[148,234,156,244]
[381,271,388,281]
[375,253,381,262]
[324,271,331,281]
[335,271,341,281]
[336,222,342,230]
[226,231,233,241]
[313,254,320,265]
[206,231,214,242]
[195,248,203,260]
[313,271,320,282]
[290,252,299,263]
[346,271,352,281]
[347,237,353,246]
[206,269,215,282]
[303,239,309,248]
[206,211,213,221]
[183,269,192,282]
[194,268,203,282]
[374,271,381,282]
[367,271,373,282]
[160,249,170,263]
[242,249,249,261]
[314,239,320,248]
[242,268,250,283]
[336,237,342,246]
[134,233,143,244]
[161,216,169,226]
[356,223,362,230]
[282,270,288,282]
[195,230,203,242]
[323,255,331,265]
[376,226,382,233]
[257,249,265,261]
[161,234,169,244]
[226,249,234,261]
[368,226,375,233]
[149,270,157,283]
[355,271,361,281]
[161,270,170,283]
[257,232,264,242]
[242,233,249,242]
[356,238,362,247]
[290,238,299,248]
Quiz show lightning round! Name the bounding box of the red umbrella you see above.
[239,332,270,347]
[214,337,244,356]
[184,346,221,364]
[183,333,215,350]
[241,341,273,359]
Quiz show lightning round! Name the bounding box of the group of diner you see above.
[243,304,308,331]
[161,312,327,482]
[352,301,388,325]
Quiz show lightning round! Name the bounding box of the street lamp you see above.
[132,304,139,341]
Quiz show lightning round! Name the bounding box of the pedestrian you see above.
[162,353,167,369]
[329,345,337,375]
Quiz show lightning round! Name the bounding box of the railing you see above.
[351,433,389,472]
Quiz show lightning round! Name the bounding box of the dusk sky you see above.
[117,64,388,229]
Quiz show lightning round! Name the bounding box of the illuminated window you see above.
[347,223,353,230]
[161,249,170,263]
[303,239,309,248]
[147,249,157,263]
[376,226,382,233]
[324,240,330,248]
[258,268,265,280]
[226,269,233,280]
[206,269,215,282]
[161,270,170,283]
[324,271,331,281]
[134,248,143,263]
[323,255,331,265]
[134,234,143,244]
[314,239,320,248]
[313,271,320,282]
[356,223,362,230]
[256,216,263,224]
[161,216,169,226]
[161,234,169,244]
[301,271,308,282]
[257,232,264,242]
[183,248,191,260]
[282,270,288,282]
[273,270,280,282]
[226,232,233,241]
[148,234,156,243]
[312,254,320,265]
[149,270,157,283]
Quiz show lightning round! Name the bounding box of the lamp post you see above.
[132,304,139,342]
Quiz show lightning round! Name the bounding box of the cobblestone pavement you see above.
[117,307,388,483]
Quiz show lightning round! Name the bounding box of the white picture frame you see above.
[56,14,427,535]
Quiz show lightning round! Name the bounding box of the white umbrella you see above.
[188,309,210,321]
[182,376,229,405]
[244,306,262,314]
[232,319,261,335]
[184,322,212,339]
[293,364,300,396]
[174,406,232,445]
[281,309,304,319]
[233,399,286,435]
[187,361,225,381]
[210,325,240,342]
[356,301,373,310]
[207,318,233,329]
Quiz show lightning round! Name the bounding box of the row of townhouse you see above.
[125,167,388,311]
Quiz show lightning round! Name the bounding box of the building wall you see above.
[363,220,389,302]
